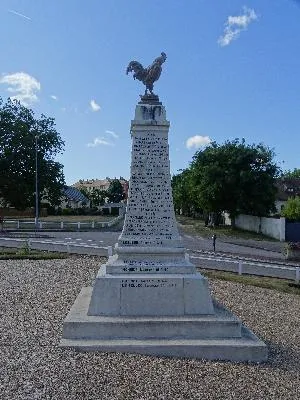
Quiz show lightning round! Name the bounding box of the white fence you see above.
[225,214,285,241]
[1,215,123,231]
[190,253,300,283]
[0,237,110,256]
[1,236,299,283]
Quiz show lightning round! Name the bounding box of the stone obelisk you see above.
[60,54,267,361]
[87,96,214,317]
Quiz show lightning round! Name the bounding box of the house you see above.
[274,178,300,213]
[72,177,129,199]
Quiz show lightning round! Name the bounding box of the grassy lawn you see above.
[1,214,123,230]
[176,215,277,242]
[0,246,67,260]
[201,268,300,296]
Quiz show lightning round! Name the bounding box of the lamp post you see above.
[35,135,39,229]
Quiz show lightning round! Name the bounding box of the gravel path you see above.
[1,257,299,400]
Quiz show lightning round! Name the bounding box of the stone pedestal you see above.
[60,97,267,362]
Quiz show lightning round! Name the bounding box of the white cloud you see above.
[87,137,113,147]
[50,95,58,100]
[90,99,101,112]
[186,135,211,150]
[0,72,41,105]
[8,9,31,20]
[105,130,119,139]
[218,7,258,47]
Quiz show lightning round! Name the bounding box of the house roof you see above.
[63,186,89,203]
[275,178,300,201]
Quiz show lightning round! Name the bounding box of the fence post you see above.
[92,221,95,229]
[280,217,286,242]
[17,220,20,229]
[61,221,64,230]
[296,267,300,284]
[107,246,113,257]
[77,222,80,230]
[238,261,243,276]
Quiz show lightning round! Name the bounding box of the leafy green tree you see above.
[0,97,65,210]
[281,196,300,221]
[78,186,90,199]
[189,139,280,225]
[106,179,124,203]
[281,168,300,179]
[90,188,108,207]
[171,169,200,216]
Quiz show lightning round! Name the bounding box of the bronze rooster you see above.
[126,52,167,95]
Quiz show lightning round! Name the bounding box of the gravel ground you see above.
[0,256,299,400]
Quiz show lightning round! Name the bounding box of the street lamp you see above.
[35,135,39,229]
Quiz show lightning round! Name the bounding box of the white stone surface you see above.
[88,271,214,316]
[119,132,180,247]
[61,287,267,362]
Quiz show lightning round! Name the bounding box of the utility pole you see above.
[35,135,39,229]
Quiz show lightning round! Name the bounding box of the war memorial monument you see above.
[60,53,267,361]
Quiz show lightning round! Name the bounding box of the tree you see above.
[281,168,300,179]
[281,196,300,221]
[89,188,108,207]
[189,139,280,225]
[106,179,124,203]
[0,97,65,210]
[171,169,200,216]
[78,186,90,200]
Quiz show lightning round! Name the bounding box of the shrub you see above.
[62,208,74,216]
[281,196,300,221]
[111,207,119,216]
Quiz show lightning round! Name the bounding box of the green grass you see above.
[176,215,277,241]
[1,214,123,231]
[40,215,116,222]
[0,247,67,260]
[201,268,300,296]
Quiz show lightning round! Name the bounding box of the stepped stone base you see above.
[60,287,268,362]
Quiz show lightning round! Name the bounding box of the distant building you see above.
[72,177,129,199]
[60,186,90,209]
[275,178,300,213]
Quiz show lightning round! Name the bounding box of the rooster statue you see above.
[126,52,167,96]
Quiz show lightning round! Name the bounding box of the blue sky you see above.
[1,0,299,185]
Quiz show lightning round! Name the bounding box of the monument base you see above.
[60,287,267,362]
[87,269,214,316]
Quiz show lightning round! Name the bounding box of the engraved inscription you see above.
[122,266,169,273]
[121,279,177,288]
[118,121,181,248]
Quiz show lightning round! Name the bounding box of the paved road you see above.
[2,226,286,261]
[2,227,299,281]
